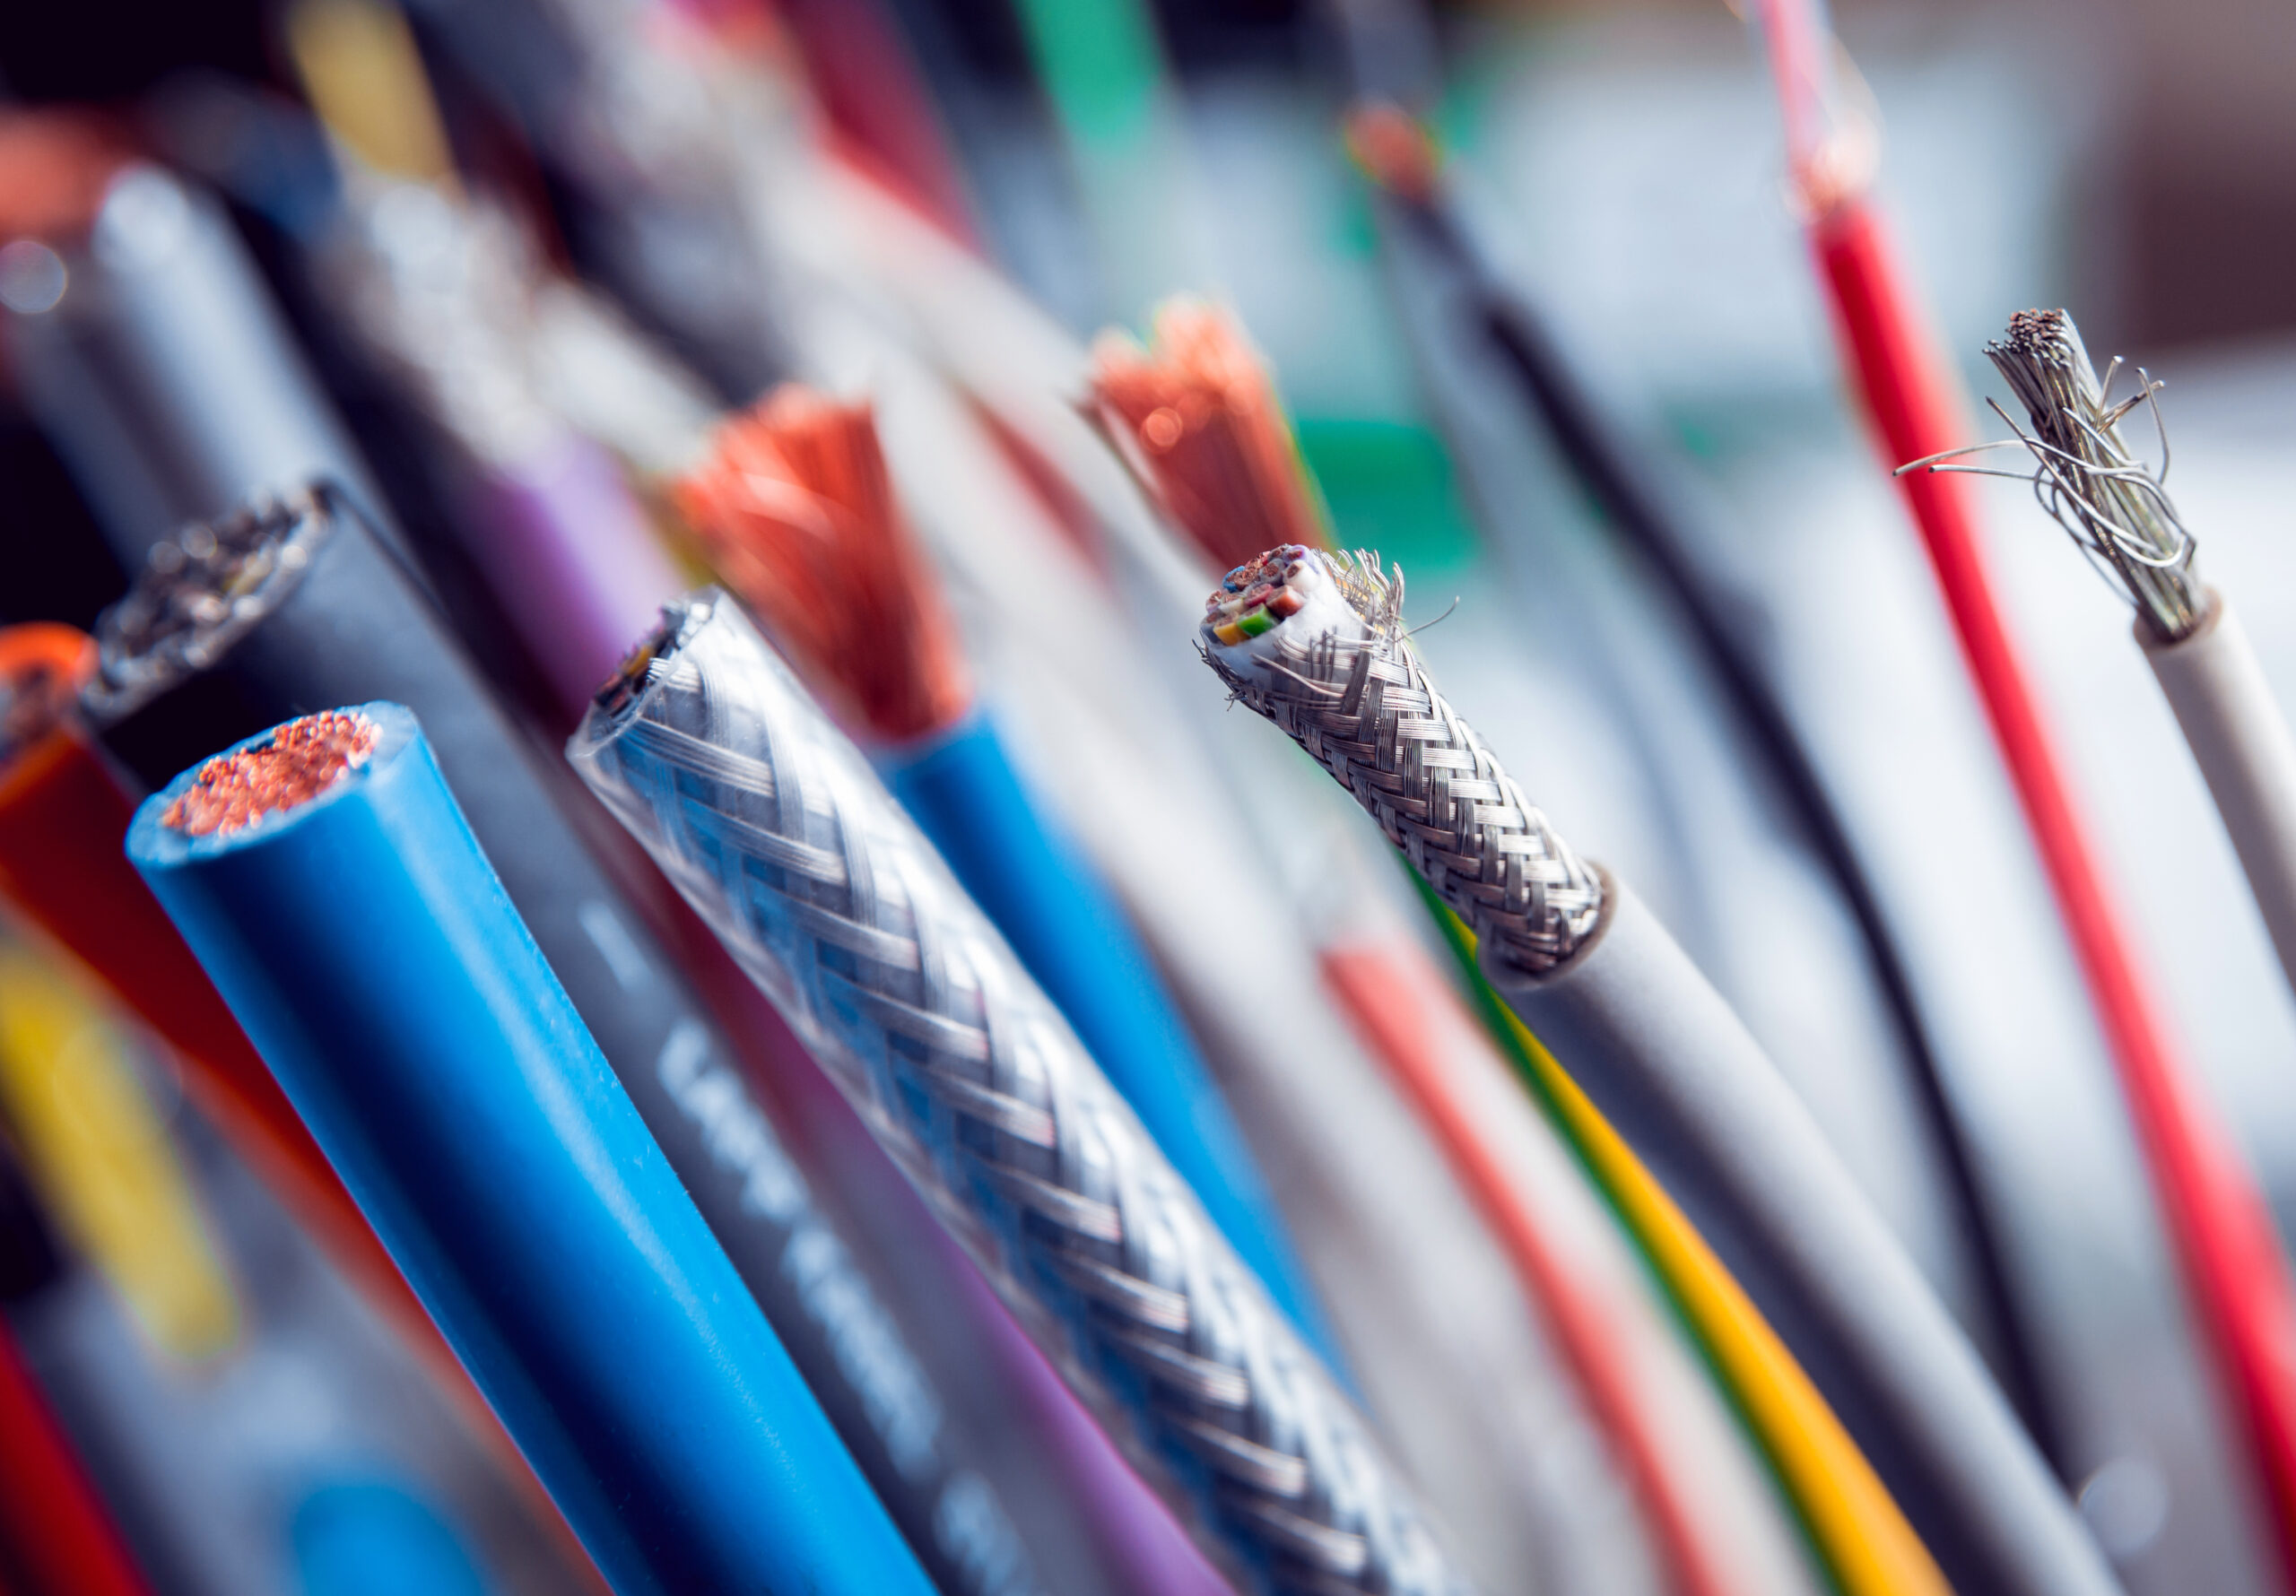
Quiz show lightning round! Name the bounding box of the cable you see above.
[1093,296,1796,1596]
[128,700,932,1596]
[0,621,617,1596]
[1337,99,2064,1471]
[671,386,1344,1366]
[1909,309,2296,1009]
[571,590,1472,1596]
[1743,0,2296,1577]
[80,483,1110,1596]
[0,1310,152,1596]
[1204,544,2120,1596]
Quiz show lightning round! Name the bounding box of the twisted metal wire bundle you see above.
[1202,550,1602,979]
[569,592,1470,1596]
[1978,309,2203,643]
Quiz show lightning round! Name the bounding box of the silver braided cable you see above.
[1202,547,1603,979]
[569,592,1471,1596]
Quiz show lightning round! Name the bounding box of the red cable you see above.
[1811,197,2296,1579]
[0,1311,151,1596]
[1322,938,1744,1596]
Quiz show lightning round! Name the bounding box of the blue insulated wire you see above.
[129,704,934,1596]
[882,710,1344,1369]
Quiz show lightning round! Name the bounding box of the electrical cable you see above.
[1203,543,2121,1596]
[1744,1,2296,1579]
[0,620,624,1594]
[1414,886,1948,1596]
[78,483,1126,1596]
[1091,297,1810,1596]
[671,386,1344,1366]
[1336,97,2063,1470]
[570,590,1474,1596]
[1906,308,2296,1011]
[0,1309,152,1596]
[127,700,934,1596]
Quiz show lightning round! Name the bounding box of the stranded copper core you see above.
[163,711,379,838]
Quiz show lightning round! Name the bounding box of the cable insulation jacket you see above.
[2142,594,2296,1003]
[0,1288,152,1596]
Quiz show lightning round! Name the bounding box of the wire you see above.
[129,700,934,1596]
[672,387,1344,1367]
[1910,310,2296,1007]
[80,482,1099,1596]
[1339,98,2065,1472]
[572,591,1472,1596]
[1205,546,2120,1596]
[0,939,239,1364]
[1092,300,1852,1596]
[1744,1,2296,1574]
[1319,937,1802,1596]
[1418,886,1948,1596]
[0,1310,152,1596]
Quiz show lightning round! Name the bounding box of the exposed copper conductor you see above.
[164,711,378,838]
[1343,101,1441,206]
[1091,300,1325,574]
[672,386,971,744]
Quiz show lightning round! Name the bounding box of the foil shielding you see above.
[570,592,1474,1596]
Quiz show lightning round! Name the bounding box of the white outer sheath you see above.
[2143,592,2296,1002]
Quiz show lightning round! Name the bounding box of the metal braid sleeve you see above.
[570,594,1471,1596]
[1490,885,2119,1596]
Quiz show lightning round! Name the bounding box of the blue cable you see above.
[129,704,934,1596]
[883,710,1344,1367]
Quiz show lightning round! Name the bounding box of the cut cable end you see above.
[161,709,378,838]
[1091,300,1326,574]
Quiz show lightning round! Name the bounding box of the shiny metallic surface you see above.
[1204,550,1605,979]
[570,593,1471,1596]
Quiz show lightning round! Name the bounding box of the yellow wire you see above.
[285,0,459,186]
[0,943,239,1362]
[1435,901,1948,1596]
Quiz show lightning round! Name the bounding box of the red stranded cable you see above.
[0,1310,151,1596]
[1752,1,2296,1574]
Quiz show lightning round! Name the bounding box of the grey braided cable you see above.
[1202,548,1602,978]
[568,592,1472,1596]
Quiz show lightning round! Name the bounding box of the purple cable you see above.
[462,433,683,721]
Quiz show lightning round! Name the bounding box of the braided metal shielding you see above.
[569,593,1470,1596]
[1204,551,1603,979]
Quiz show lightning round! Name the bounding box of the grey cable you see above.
[1926,309,2296,1007]
[2143,593,2296,1005]
[568,591,1473,1596]
[1204,547,2125,1596]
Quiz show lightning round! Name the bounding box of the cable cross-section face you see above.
[570,592,1471,1596]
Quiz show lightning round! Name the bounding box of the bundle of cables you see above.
[1199,541,2118,1596]
[669,386,1342,1364]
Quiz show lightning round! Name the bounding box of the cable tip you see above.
[1199,543,1403,684]
[1342,101,1442,206]
[161,709,378,837]
[1090,299,1326,575]
[672,387,970,745]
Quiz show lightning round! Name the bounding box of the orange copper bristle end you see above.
[1090,301,1325,575]
[163,712,378,838]
[1342,101,1442,208]
[0,109,138,245]
[672,386,971,744]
